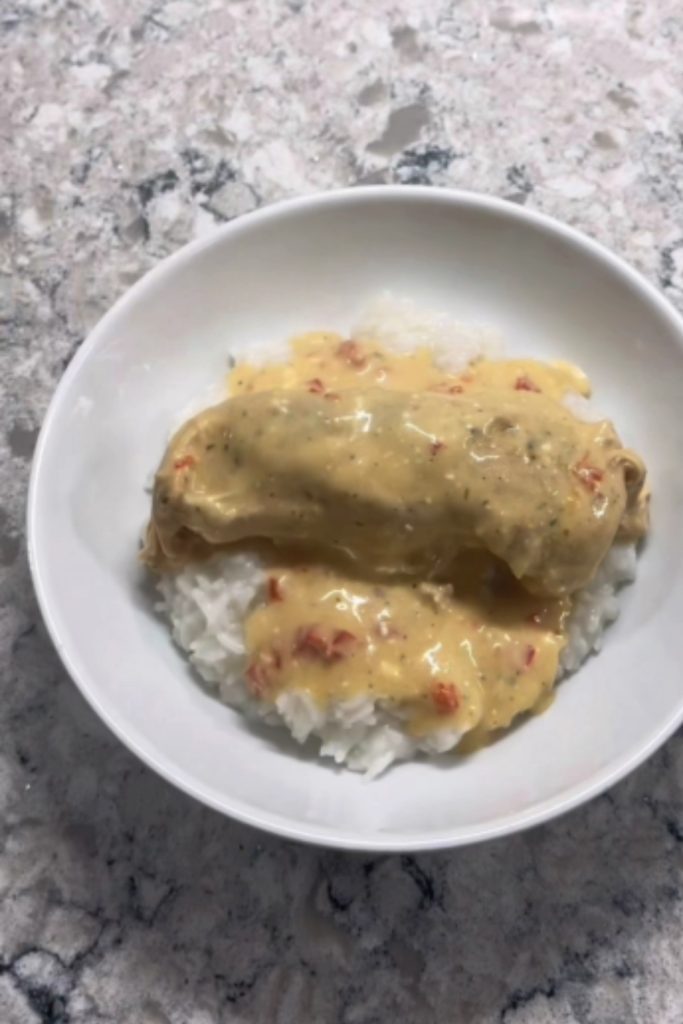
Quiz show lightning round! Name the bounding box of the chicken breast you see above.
[142,387,647,596]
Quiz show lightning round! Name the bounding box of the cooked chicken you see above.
[142,387,646,597]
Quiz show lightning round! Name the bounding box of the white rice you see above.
[154,297,640,776]
[354,293,501,370]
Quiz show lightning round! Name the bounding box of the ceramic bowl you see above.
[28,187,683,851]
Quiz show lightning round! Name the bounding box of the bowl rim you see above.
[27,184,683,852]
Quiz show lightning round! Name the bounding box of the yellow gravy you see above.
[230,332,590,403]
[224,333,599,743]
[246,550,570,742]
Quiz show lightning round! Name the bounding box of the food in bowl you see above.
[142,298,649,775]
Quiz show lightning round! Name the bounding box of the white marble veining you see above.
[3,1,683,1020]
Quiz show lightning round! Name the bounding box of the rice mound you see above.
[154,296,639,776]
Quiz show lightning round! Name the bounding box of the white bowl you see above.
[28,186,683,851]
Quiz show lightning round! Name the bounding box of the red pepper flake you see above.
[307,377,326,394]
[245,661,268,697]
[431,681,460,715]
[336,339,367,369]
[515,374,541,393]
[294,626,327,659]
[246,648,283,698]
[295,625,329,658]
[429,440,446,457]
[523,644,537,668]
[573,455,604,493]
[268,576,284,603]
[173,454,196,471]
[294,625,359,663]
[331,629,358,657]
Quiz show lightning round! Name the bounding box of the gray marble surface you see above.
[3,1,683,1020]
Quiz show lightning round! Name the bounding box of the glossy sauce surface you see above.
[246,550,570,739]
[145,333,648,743]
[234,336,577,737]
[230,332,590,402]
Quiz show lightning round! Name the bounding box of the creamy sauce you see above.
[246,550,570,739]
[144,332,649,747]
[230,332,590,403]
[233,336,577,738]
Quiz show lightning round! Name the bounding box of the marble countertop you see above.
[3,1,683,1020]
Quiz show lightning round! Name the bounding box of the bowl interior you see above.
[29,188,683,850]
